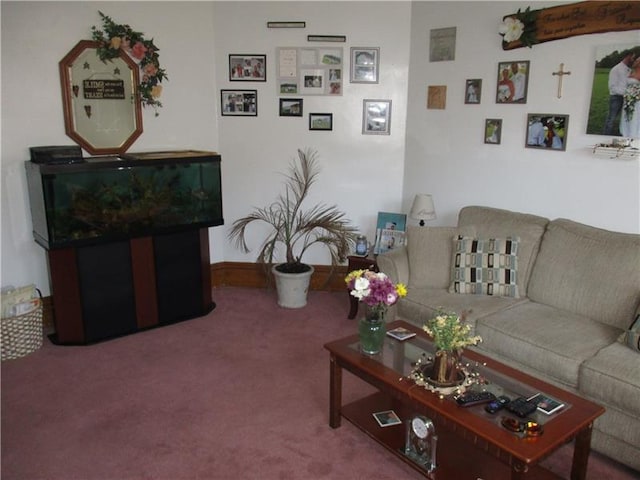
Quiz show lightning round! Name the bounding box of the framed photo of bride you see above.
[586,44,640,137]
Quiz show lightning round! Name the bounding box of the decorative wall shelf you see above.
[592,145,639,161]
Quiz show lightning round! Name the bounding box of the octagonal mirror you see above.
[59,40,143,155]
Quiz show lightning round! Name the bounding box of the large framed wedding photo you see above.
[526,114,569,151]
[229,54,266,82]
[350,47,380,83]
[221,90,257,116]
[362,99,392,135]
[496,60,529,104]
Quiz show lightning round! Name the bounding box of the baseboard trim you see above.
[211,261,347,291]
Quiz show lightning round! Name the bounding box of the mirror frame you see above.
[59,40,143,155]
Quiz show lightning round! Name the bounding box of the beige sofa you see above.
[377,206,640,471]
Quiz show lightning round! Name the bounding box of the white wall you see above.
[0,1,411,294]
[212,1,411,263]
[1,1,638,296]
[405,1,640,230]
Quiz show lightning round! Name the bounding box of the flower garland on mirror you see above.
[499,6,538,48]
[91,11,167,115]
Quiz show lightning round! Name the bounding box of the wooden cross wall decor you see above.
[552,63,571,99]
[501,1,640,50]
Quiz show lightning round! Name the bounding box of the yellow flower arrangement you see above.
[423,310,482,352]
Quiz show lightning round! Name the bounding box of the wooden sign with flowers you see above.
[91,12,167,115]
[500,1,640,50]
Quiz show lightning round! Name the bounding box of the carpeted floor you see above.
[2,287,638,479]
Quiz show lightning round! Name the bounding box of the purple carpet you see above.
[2,287,638,479]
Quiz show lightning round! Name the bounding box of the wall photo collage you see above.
[220,26,390,134]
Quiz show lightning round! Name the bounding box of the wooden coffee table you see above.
[324,320,605,479]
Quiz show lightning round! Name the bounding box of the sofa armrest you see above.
[377,246,409,285]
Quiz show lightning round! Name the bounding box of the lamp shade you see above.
[409,194,436,225]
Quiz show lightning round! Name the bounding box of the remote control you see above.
[505,396,538,418]
[484,395,511,414]
[455,390,497,407]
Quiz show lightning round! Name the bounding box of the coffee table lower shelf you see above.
[341,392,563,480]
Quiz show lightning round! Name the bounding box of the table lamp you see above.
[410,194,437,226]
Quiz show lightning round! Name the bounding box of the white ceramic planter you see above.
[271,264,314,309]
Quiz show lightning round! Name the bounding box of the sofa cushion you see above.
[407,226,475,289]
[527,219,640,330]
[449,236,519,297]
[618,307,640,352]
[475,301,622,388]
[397,287,527,329]
[580,341,640,418]
[457,206,548,296]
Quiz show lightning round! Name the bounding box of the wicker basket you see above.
[1,298,43,361]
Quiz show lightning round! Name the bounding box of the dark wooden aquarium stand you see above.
[25,150,224,345]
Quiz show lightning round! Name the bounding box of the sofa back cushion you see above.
[407,225,475,289]
[457,206,549,296]
[528,219,640,329]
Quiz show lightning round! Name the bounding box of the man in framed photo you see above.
[604,50,636,135]
[511,62,526,102]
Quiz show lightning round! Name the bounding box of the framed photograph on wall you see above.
[484,118,502,144]
[350,47,380,83]
[221,90,257,116]
[229,55,266,82]
[465,79,482,104]
[430,27,456,62]
[279,98,303,117]
[309,113,333,131]
[496,60,529,103]
[526,114,569,151]
[362,99,392,135]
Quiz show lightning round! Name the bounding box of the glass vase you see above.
[358,305,386,355]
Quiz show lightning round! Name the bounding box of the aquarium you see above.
[25,150,223,249]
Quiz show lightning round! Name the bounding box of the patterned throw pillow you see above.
[449,236,519,298]
[620,311,640,353]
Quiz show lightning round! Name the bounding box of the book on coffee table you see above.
[386,327,416,341]
[528,392,565,415]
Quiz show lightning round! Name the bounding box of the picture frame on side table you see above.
[484,118,502,144]
[496,60,529,104]
[221,90,257,116]
[362,99,391,135]
[279,98,303,117]
[526,114,569,151]
[373,211,406,254]
[350,47,380,83]
[309,113,333,131]
[229,55,266,82]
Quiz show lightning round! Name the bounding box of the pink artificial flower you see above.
[131,42,148,60]
[143,63,158,77]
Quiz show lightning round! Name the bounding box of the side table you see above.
[346,255,378,319]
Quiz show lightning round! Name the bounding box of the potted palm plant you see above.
[228,148,358,308]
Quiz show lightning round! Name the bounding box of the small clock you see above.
[404,415,437,472]
[412,417,430,439]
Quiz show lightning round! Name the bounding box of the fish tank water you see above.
[25,150,223,249]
